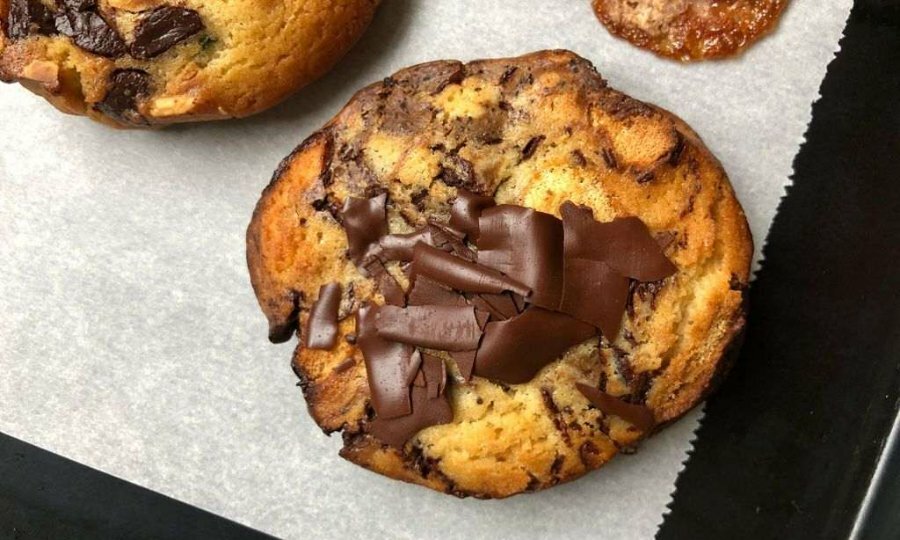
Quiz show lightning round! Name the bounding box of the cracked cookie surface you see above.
[247,50,752,498]
[0,0,379,127]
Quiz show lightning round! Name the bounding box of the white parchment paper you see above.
[0,1,851,538]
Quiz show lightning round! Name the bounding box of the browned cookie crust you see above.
[247,50,753,498]
[592,0,789,61]
[0,0,379,127]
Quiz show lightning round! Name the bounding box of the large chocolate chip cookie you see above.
[247,50,753,498]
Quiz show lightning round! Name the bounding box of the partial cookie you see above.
[0,0,379,127]
[592,0,789,61]
[247,50,753,498]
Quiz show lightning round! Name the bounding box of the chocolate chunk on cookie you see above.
[130,6,203,59]
[247,50,753,498]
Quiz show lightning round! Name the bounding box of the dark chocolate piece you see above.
[363,258,405,307]
[576,383,655,432]
[412,243,530,298]
[474,307,595,384]
[368,359,452,448]
[341,194,387,265]
[7,0,56,40]
[520,135,545,161]
[333,357,356,374]
[130,6,203,59]
[378,229,434,262]
[448,189,495,241]
[560,202,676,281]
[374,305,482,351]
[356,305,417,420]
[94,69,151,125]
[407,276,467,307]
[55,7,126,58]
[559,258,630,339]
[437,154,476,190]
[422,354,446,398]
[470,292,519,320]
[451,350,477,381]
[477,205,564,309]
[305,283,341,350]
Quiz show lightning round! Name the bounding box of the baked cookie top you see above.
[247,50,752,498]
[0,0,379,127]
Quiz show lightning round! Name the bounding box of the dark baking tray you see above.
[1,1,898,538]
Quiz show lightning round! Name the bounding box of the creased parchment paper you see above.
[0,1,851,538]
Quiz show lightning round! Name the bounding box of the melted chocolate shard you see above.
[363,258,405,307]
[560,202,676,281]
[576,383,655,432]
[451,350,477,381]
[374,305,482,351]
[412,243,530,298]
[368,362,452,448]
[55,7,126,58]
[341,194,387,265]
[379,229,434,262]
[520,135,545,161]
[305,283,341,350]
[477,205,564,309]
[422,354,447,398]
[560,258,630,339]
[448,189,496,241]
[357,305,417,420]
[471,292,519,320]
[94,69,151,125]
[474,307,595,384]
[7,0,56,40]
[130,6,203,59]
[407,276,466,307]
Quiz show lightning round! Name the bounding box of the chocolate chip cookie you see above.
[592,0,789,61]
[247,50,753,497]
[0,0,379,127]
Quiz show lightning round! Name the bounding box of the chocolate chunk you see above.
[477,205,564,309]
[94,69,151,125]
[305,283,341,350]
[474,307,595,384]
[437,154,477,190]
[368,361,452,448]
[559,258,630,339]
[407,276,467,307]
[363,258,405,307]
[521,135,545,161]
[7,0,56,40]
[334,357,356,374]
[357,305,418,420]
[448,189,495,241]
[130,6,203,59]
[374,305,482,351]
[576,383,655,432]
[560,202,676,281]
[412,243,530,298]
[341,194,387,265]
[55,8,126,58]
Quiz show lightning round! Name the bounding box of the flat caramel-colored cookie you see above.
[247,50,752,498]
[592,0,788,61]
[0,0,379,127]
